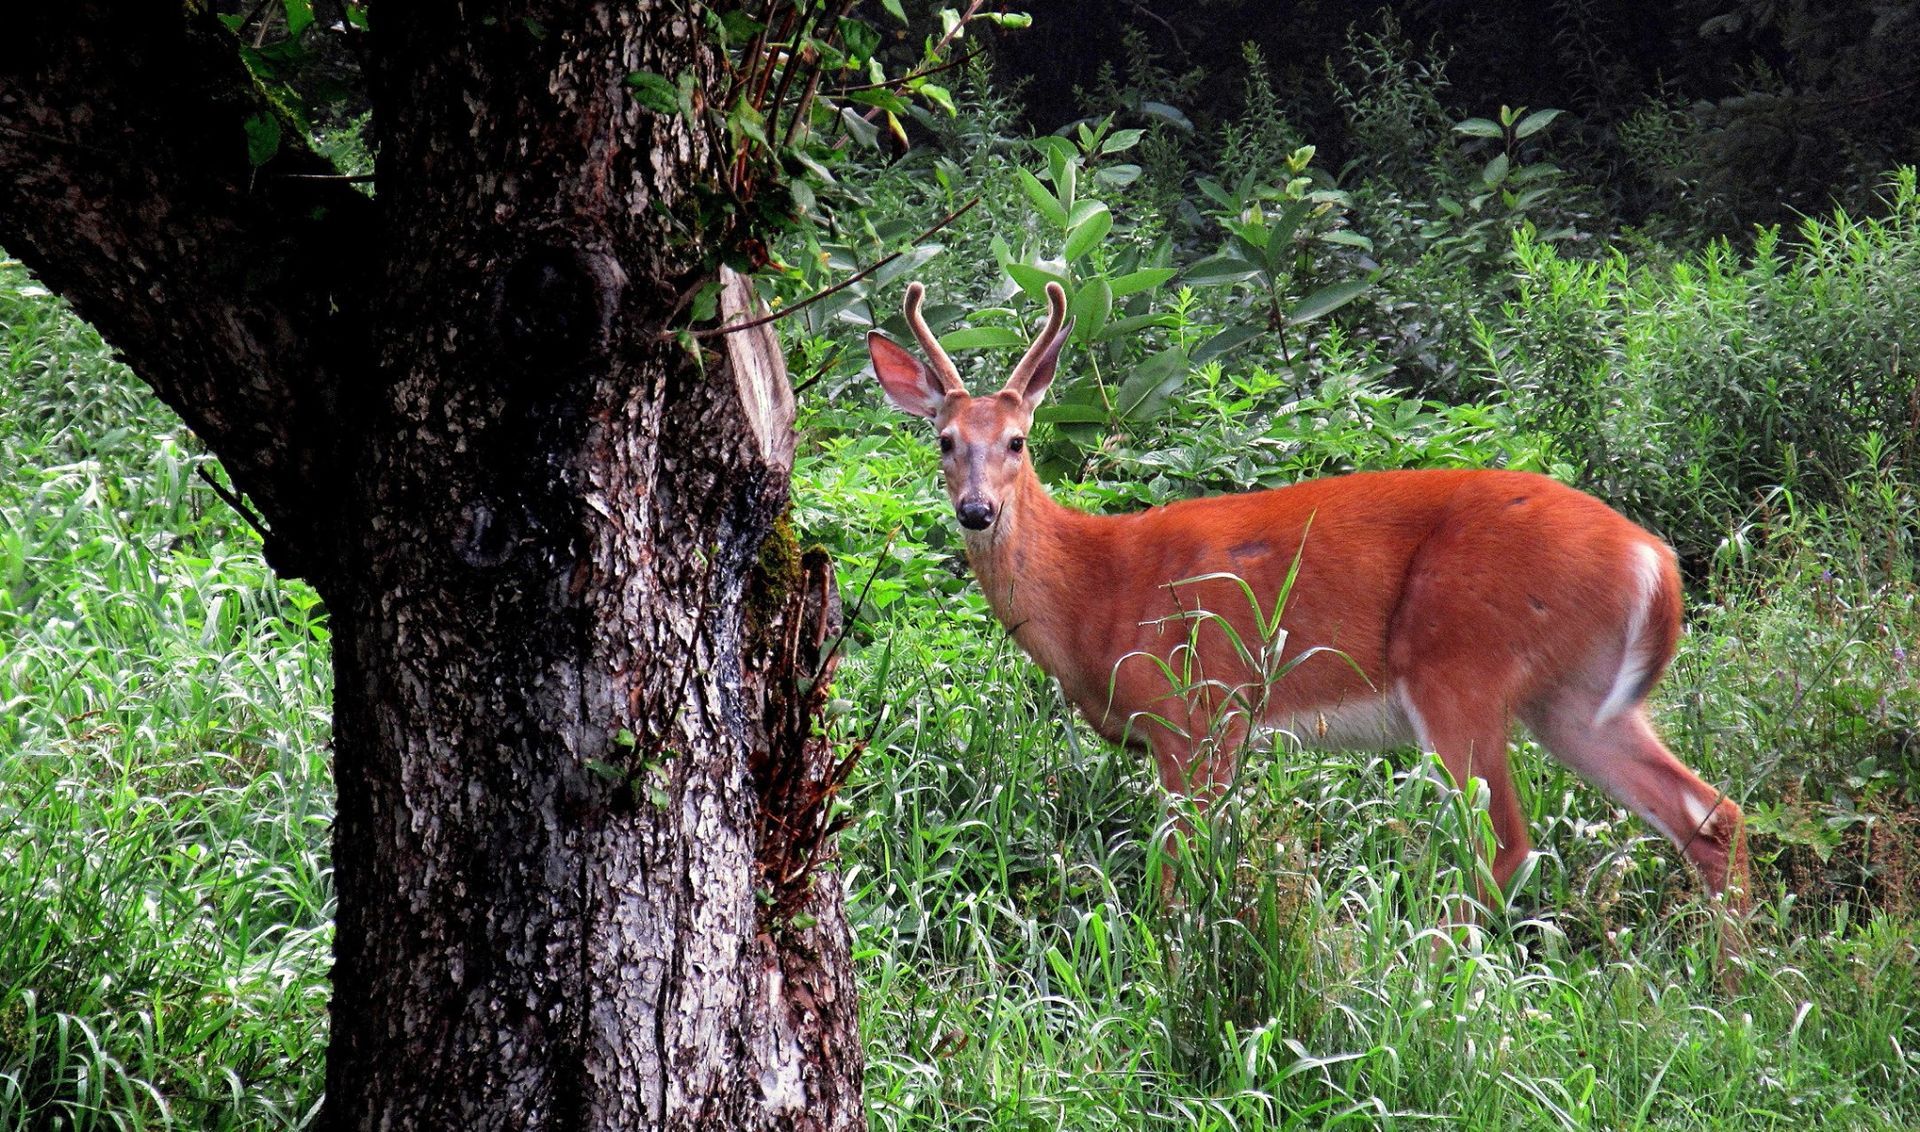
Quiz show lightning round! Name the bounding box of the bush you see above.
[1486,169,1920,562]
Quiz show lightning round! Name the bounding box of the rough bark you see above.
[0,5,862,1129]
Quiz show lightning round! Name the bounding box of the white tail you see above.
[868,281,1749,927]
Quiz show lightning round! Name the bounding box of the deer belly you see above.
[1263,696,1417,751]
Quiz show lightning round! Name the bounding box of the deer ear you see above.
[1012,317,1074,408]
[868,332,948,418]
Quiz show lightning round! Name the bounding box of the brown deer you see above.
[867,280,1748,930]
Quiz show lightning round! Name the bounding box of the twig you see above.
[235,0,276,39]
[790,346,844,396]
[1129,2,1186,56]
[930,0,987,60]
[843,0,987,138]
[829,47,979,96]
[683,194,979,340]
[196,465,275,545]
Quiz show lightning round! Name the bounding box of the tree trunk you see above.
[0,5,862,1128]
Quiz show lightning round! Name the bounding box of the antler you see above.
[903,281,966,397]
[1003,281,1070,398]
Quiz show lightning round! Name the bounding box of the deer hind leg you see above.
[1400,683,1533,903]
[1523,698,1749,909]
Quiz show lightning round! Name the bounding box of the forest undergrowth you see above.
[2,43,1917,1131]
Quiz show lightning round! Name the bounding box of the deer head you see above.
[866,281,1073,531]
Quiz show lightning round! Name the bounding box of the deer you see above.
[866,279,1749,939]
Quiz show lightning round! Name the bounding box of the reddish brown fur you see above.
[869,282,1749,933]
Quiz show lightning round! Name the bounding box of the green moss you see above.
[744,509,804,646]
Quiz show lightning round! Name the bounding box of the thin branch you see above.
[764,2,833,155]
[847,0,984,134]
[828,47,978,96]
[197,465,275,544]
[1129,3,1186,56]
[790,346,843,396]
[930,0,987,60]
[683,195,978,340]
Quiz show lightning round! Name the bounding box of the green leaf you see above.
[1069,277,1112,342]
[729,99,769,147]
[1096,312,1178,340]
[716,12,765,45]
[689,281,721,324]
[1481,153,1510,188]
[881,0,908,22]
[1063,200,1105,231]
[1270,199,1313,248]
[838,17,880,63]
[1193,323,1263,364]
[242,113,282,168]
[1513,107,1563,139]
[1183,254,1261,287]
[626,71,680,115]
[837,106,880,148]
[1034,402,1110,425]
[1114,346,1189,421]
[1005,262,1068,302]
[1287,279,1370,326]
[1195,177,1236,210]
[1222,218,1269,251]
[1262,200,1313,274]
[1453,117,1504,138]
[938,326,1027,350]
[1092,164,1141,189]
[1034,135,1077,176]
[1107,267,1175,297]
[1100,128,1145,154]
[845,87,911,115]
[1015,167,1067,228]
[914,82,957,116]
[1064,205,1112,262]
[1317,230,1375,252]
[1052,153,1077,214]
[1140,101,1193,130]
[282,0,315,37]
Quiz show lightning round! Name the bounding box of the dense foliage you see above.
[3,9,1917,1128]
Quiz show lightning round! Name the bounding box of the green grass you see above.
[5,179,1919,1132]
[1,260,332,1129]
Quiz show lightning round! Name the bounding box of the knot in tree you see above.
[494,245,624,371]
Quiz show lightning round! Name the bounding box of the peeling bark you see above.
[1,5,862,1129]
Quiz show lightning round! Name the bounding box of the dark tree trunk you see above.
[0,5,862,1129]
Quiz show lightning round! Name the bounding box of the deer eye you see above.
[1008,436,1025,454]
[938,434,955,454]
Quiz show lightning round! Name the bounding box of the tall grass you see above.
[2,157,1918,1128]
[0,260,332,1129]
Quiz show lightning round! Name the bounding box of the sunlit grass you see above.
[1,260,333,1129]
[5,180,1919,1132]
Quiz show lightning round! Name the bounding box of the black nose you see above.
[956,499,996,530]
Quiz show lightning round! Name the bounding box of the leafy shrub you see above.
[1486,168,1920,561]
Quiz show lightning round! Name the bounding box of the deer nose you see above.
[955,498,996,530]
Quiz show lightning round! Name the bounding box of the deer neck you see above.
[961,465,1094,659]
